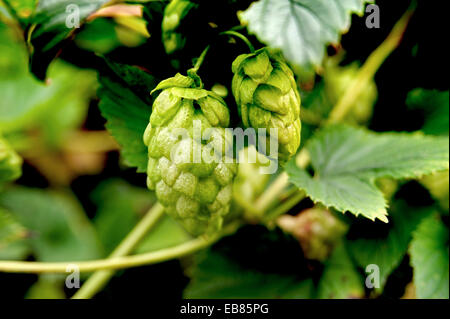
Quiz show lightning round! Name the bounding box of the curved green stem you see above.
[0,222,240,275]
[220,31,255,53]
[72,203,165,299]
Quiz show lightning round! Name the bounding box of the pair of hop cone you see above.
[144,48,302,235]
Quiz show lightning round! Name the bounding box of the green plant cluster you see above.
[0,0,448,300]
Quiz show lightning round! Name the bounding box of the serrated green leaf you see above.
[241,0,372,71]
[286,125,449,221]
[0,187,103,262]
[346,202,432,292]
[406,88,449,136]
[98,60,159,172]
[409,214,449,299]
[317,243,365,299]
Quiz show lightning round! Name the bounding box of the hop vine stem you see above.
[0,236,215,274]
[0,221,240,275]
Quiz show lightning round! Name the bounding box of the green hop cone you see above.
[144,73,237,236]
[162,0,197,55]
[0,136,22,183]
[232,48,301,163]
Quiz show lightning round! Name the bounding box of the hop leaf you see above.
[0,136,23,183]
[232,48,301,163]
[144,73,237,236]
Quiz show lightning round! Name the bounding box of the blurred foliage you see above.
[0,21,97,149]
[0,187,103,261]
[409,214,449,299]
[92,179,155,254]
[0,207,29,260]
[0,135,23,182]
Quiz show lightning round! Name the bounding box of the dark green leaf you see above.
[346,202,432,292]
[185,250,314,298]
[184,226,314,298]
[98,60,159,172]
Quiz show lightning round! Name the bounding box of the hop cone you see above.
[162,0,197,55]
[0,136,22,183]
[232,48,301,163]
[144,73,237,236]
